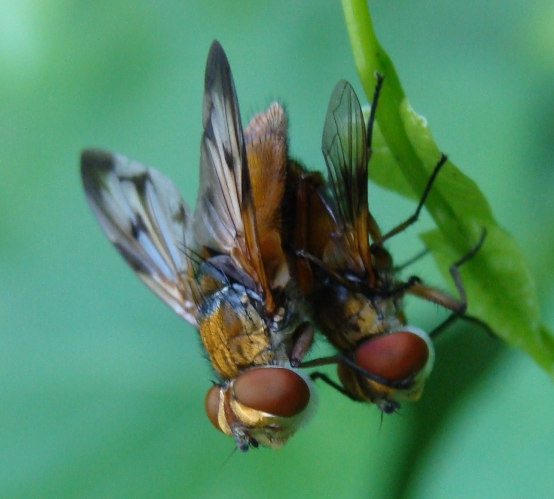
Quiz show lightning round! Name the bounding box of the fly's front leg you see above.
[394,248,430,272]
[372,154,448,247]
[310,372,362,402]
[289,321,315,367]
[300,354,415,390]
[365,72,385,153]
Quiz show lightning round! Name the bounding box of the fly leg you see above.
[371,153,448,247]
[393,248,429,272]
[403,228,494,338]
[300,354,415,390]
[289,321,315,367]
[310,372,362,402]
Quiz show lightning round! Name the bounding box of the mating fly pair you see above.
[81,41,482,451]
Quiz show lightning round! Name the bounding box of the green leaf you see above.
[341,0,554,372]
[421,227,554,371]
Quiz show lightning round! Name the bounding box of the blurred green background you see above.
[2,1,554,498]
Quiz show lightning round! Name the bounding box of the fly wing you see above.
[193,40,271,306]
[321,80,372,277]
[81,149,200,326]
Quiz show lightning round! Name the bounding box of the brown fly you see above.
[290,77,485,413]
[81,41,316,450]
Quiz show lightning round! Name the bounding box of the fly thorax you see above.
[198,284,272,379]
[313,283,391,350]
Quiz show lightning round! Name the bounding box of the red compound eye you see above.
[205,385,222,431]
[354,330,429,381]
[234,367,311,417]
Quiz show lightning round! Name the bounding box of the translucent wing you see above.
[321,80,372,276]
[81,149,200,326]
[193,40,271,306]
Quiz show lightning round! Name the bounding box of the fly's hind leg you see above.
[404,228,493,338]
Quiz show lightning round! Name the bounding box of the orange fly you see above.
[81,41,316,451]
